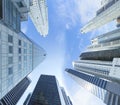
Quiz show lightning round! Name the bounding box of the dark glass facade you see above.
[66,69,107,89]
[0,77,31,105]
[28,75,62,105]
[0,0,3,19]
[80,48,120,61]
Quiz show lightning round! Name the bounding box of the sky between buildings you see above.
[18,0,116,105]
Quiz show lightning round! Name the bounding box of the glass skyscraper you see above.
[26,75,69,105]
[61,87,73,105]
[0,0,46,103]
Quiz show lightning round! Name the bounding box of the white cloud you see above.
[55,0,101,28]
[21,22,28,34]
[75,0,101,25]
[66,23,70,30]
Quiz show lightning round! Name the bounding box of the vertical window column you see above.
[8,34,13,87]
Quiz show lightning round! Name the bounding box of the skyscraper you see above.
[26,75,67,105]
[0,77,31,105]
[0,0,46,102]
[81,0,120,33]
[61,87,73,105]
[74,28,120,82]
[66,28,120,105]
[29,0,49,37]
[66,68,120,105]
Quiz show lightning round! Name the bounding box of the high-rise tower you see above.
[61,87,73,105]
[0,0,46,103]
[81,0,120,33]
[66,28,120,105]
[0,77,31,105]
[66,68,120,105]
[29,0,49,37]
[74,28,120,82]
[26,75,71,105]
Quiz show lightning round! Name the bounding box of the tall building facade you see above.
[0,77,31,105]
[61,87,73,105]
[74,28,120,82]
[67,28,120,105]
[66,69,120,105]
[29,0,49,37]
[26,75,67,105]
[0,0,46,102]
[81,0,120,33]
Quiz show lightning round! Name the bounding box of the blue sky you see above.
[18,0,117,105]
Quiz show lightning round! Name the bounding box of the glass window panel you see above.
[0,0,3,19]
[18,39,21,46]
[8,46,13,53]
[18,48,21,54]
[8,34,13,43]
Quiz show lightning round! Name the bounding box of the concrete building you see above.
[26,75,66,105]
[81,0,120,33]
[66,69,120,105]
[0,0,46,102]
[0,77,31,105]
[29,0,48,37]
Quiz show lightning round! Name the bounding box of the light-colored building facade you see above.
[81,0,120,33]
[68,28,120,105]
[0,0,46,100]
[75,28,120,82]
[29,0,48,37]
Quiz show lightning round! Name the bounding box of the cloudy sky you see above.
[18,0,116,105]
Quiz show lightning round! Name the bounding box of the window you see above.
[0,0,3,19]
[18,39,21,46]
[8,56,13,64]
[17,2,24,8]
[18,48,21,54]
[9,46,13,53]
[8,34,13,43]
[8,67,13,75]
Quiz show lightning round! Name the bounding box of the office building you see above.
[26,75,66,105]
[23,93,32,105]
[81,0,120,33]
[0,77,31,105]
[74,28,120,82]
[61,87,73,105]
[29,0,49,37]
[66,68,120,105]
[0,0,46,102]
[66,28,120,105]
